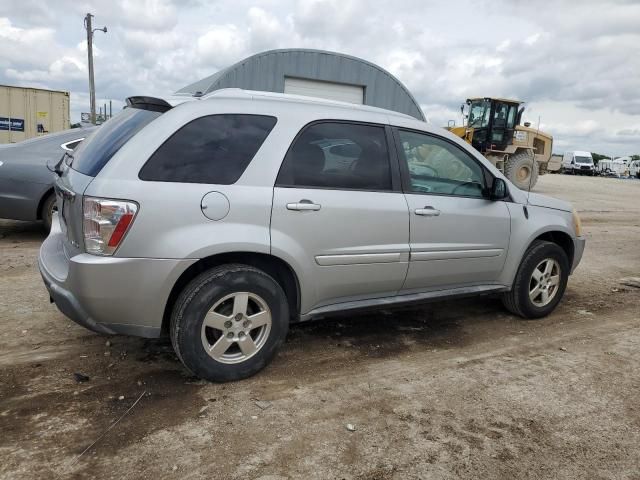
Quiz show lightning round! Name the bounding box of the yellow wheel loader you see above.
[447,97,553,190]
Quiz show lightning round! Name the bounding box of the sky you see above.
[0,0,638,155]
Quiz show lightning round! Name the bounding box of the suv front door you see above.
[394,128,511,292]
[271,121,410,313]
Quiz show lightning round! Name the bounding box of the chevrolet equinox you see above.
[39,90,586,381]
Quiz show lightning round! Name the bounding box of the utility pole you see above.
[84,13,107,125]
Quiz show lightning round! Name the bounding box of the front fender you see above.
[499,203,576,287]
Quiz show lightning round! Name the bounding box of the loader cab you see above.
[465,97,522,153]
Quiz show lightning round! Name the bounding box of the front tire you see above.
[170,264,289,382]
[502,240,569,319]
[504,150,539,190]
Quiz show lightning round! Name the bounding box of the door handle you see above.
[415,206,441,217]
[287,200,321,211]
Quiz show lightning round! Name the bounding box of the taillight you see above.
[83,197,138,255]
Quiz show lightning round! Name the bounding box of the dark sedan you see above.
[0,127,96,230]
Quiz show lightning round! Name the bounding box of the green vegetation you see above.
[591,153,611,165]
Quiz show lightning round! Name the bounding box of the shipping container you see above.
[0,85,70,144]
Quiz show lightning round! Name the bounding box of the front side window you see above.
[139,114,276,184]
[276,122,392,191]
[468,100,490,128]
[398,130,486,198]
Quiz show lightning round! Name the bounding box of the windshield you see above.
[467,100,490,128]
[71,107,161,176]
[575,156,593,164]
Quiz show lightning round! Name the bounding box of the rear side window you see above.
[139,114,277,184]
[276,122,392,190]
[72,108,161,176]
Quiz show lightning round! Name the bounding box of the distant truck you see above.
[629,160,640,179]
[0,85,70,144]
[562,151,595,175]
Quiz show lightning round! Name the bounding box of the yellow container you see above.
[0,84,70,144]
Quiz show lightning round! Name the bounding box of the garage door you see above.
[284,77,364,104]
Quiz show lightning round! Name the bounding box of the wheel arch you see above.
[161,252,301,335]
[529,230,574,268]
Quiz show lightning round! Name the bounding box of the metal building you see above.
[176,49,425,121]
[0,85,70,144]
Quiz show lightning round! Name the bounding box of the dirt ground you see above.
[1,174,639,480]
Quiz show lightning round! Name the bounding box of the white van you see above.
[562,151,595,175]
[628,159,640,179]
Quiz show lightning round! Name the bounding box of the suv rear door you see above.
[270,121,410,314]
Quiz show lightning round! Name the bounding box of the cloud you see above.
[197,25,249,68]
[0,0,638,155]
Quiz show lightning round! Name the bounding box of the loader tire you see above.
[505,150,539,190]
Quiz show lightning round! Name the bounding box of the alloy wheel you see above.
[529,258,561,307]
[200,292,272,364]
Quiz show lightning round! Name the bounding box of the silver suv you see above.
[39,90,585,381]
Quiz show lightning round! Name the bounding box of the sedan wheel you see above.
[41,193,57,232]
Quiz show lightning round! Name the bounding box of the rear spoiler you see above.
[125,96,172,113]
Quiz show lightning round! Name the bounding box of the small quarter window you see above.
[139,114,276,184]
[276,122,392,191]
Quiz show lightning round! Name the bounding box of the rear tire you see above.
[170,264,289,382]
[502,240,569,319]
[504,150,539,190]
[41,192,56,232]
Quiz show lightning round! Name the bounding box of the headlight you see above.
[572,209,582,237]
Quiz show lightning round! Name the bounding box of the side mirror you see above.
[489,178,508,200]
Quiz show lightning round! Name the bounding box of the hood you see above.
[526,192,572,212]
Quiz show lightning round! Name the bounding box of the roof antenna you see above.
[526,115,541,202]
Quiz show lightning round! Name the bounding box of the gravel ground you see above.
[1,174,639,480]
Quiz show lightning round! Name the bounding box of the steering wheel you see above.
[451,181,483,196]
[412,164,439,178]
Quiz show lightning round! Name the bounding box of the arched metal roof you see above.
[176,49,425,121]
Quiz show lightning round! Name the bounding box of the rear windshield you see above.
[71,107,161,176]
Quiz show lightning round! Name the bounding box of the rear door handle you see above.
[415,206,441,217]
[287,200,321,211]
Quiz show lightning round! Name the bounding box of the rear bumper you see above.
[38,213,196,337]
[571,236,586,274]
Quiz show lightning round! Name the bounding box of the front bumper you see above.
[38,214,195,337]
[571,236,586,274]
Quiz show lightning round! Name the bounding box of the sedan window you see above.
[60,139,84,152]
